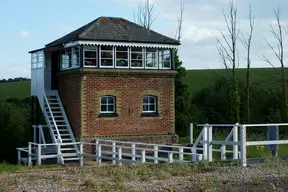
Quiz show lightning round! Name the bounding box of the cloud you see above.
[20,31,29,37]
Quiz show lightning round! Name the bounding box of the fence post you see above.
[221,145,226,160]
[57,143,61,164]
[132,143,136,163]
[240,125,247,167]
[141,149,146,164]
[95,140,99,162]
[179,148,184,162]
[203,124,208,160]
[192,147,197,162]
[233,123,239,160]
[33,125,36,144]
[190,123,193,144]
[17,150,21,165]
[154,144,158,164]
[97,144,102,165]
[37,144,41,165]
[28,142,32,166]
[112,142,116,165]
[80,143,83,167]
[118,147,122,166]
[168,152,173,163]
[197,154,203,161]
[207,125,213,162]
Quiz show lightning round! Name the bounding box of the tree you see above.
[216,1,240,123]
[134,0,157,29]
[261,8,287,122]
[240,5,255,123]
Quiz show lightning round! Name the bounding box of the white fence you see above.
[193,123,288,167]
[16,139,203,166]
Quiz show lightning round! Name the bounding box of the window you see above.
[145,48,158,68]
[115,47,129,68]
[159,49,171,69]
[100,46,114,67]
[61,46,80,69]
[130,47,143,68]
[100,96,116,113]
[142,96,157,113]
[84,47,97,67]
[31,51,43,69]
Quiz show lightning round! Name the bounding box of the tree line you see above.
[0,77,30,83]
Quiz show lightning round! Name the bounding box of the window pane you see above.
[159,49,171,68]
[101,59,113,66]
[146,51,158,68]
[143,104,148,112]
[101,105,106,112]
[108,105,114,112]
[101,52,113,58]
[116,52,128,59]
[107,97,114,104]
[84,59,97,66]
[149,104,155,112]
[116,60,128,67]
[101,46,113,51]
[149,97,155,104]
[131,53,142,60]
[143,97,148,104]
[131,47,142,52]
[85,51,97,58]
[131,60,143,67]
[101,97,107,104]
[116,47,128,51]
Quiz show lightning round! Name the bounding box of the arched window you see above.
[142,96,157,113]
[100,96,116,113]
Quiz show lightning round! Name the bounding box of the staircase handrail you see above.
[43,92,62,143]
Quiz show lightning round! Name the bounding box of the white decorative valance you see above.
[64,40,179,49]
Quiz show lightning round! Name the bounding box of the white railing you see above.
[43,92,62,143]
[16,140,203,166]
[192,123,240,162]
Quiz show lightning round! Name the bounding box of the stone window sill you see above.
[98,113,118,118]
[141,112,159,117]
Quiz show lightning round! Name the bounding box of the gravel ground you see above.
[1,161,288,192]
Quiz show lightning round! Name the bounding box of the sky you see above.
[0,0,288,79]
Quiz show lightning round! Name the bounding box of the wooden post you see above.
[168,152,173,163]
[233,124,239,160]
[118,147,122,166]
[95,140,99,162]
[57,143,61,164]
[240,125,247,167]
[154,145,158,164]
[37,144,41,165]
[132,143,136,162]
[203,125,208,160]
[80,143,83,167]
[17,150,21,165]
[97,144,102,165]
[221,145,226,160]
[207,125,213,162]
[141,150,146,164]
[112,142,116,165]
[179,148,184,161]
[190,123,193,144]
[28,142,32,166]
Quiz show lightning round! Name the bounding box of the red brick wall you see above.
[83,71,175,137]
[58,74,82,139]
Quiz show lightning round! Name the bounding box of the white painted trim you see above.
[99,46,115,68]
[64,40,179,49]
[83,47,98,68]
[130,47,144,69]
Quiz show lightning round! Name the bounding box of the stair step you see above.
[47,107,61,109]
[60,148,76,151]
[51,124,67,127]
[54,129,69,132]
[50,120,66,122]
[63,157,79,161]
[48,116,64,118]
[61,134,71,136]
[62,139,73,141]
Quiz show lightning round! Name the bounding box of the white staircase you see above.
[43,90,79,163]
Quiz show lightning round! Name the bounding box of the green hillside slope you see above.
[0,80,30,101]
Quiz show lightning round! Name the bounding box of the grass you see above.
[0,80,30,101]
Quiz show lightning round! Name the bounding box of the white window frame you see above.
[159,49,171,69]
[31,51,44,69]
[99,46,114,68]
[83,46,98,68]
[115,46,129,68]
[130,47,144,69]
[61,46,80,70]
[145,48,159,69]
[100,96,116,114]
[142,96,157,113]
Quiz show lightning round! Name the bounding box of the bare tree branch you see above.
[134,0,157,29]
[175,0,184,42]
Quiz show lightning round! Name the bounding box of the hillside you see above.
[0,80,30,101]
[184,68,287,95]
[0,68,287,101]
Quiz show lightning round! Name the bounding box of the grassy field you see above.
[184,68,288,95]
[0,80,30,101]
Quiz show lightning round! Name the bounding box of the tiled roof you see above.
[45,17,180,48]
